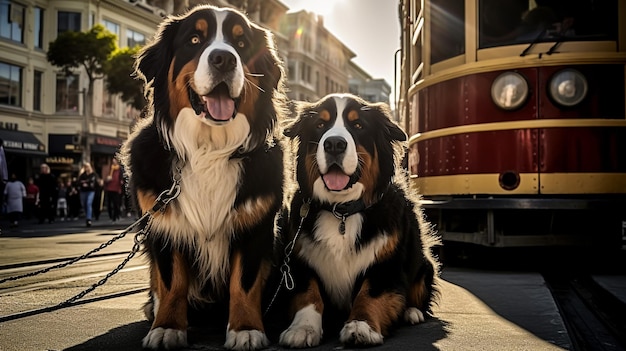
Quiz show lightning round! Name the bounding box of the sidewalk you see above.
[0,268,571,351]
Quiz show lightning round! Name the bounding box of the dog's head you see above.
[135,5,284,150]
[285,94,407,205]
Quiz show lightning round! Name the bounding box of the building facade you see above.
[0,0,388,182]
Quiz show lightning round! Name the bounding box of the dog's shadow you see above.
[64,317,449,351]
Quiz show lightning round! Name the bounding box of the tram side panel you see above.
[410,66,626,247]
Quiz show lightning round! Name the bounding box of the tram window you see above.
[479,0,618,49]
[430,0,465,64]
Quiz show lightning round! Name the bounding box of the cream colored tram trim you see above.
[409,119,626,145]
[411,173,626,196]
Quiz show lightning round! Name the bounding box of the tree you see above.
[103,46,146,111]
[47,24,117,162]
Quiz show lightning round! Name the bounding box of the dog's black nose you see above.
[324,136,347,155]
[209,50,237,72]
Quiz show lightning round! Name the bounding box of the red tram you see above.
[397,0,626,247]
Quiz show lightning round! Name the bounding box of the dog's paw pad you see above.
[142,327,187,350]
[405,307,425,324]
[339,320,383,346]
[279,324,323,348]
[224,329,269,351]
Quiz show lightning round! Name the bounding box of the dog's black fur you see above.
[119,5,287,350]
[276,93,440,348]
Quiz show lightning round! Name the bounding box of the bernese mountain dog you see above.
[278,93,440,348]
[119,5,286,351]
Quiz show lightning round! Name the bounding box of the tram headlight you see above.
[549,69,588,107]
[491,72,529,110]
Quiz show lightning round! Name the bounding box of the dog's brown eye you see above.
[353,122,363,129]
[190,35,200,44]
[317,122,325,129]
[238,40,245,48]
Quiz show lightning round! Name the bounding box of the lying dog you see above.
[278,93,439,347]
[119,5,286,350]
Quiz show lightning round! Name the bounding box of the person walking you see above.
[92,177,104,221]
[35,163,58,224]
[56,179,68,221]
[24,177,39,220]
[78,162,97,227]
[104,158,123,223]
[66,178,81,221]
[0,139,8,219]
[4,173,26,228]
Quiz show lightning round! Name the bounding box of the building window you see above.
[430,0,465,64]
[33,70,42,111]
[0,61,22,106]
[0,1,24,43]
[56,73,79,112]
[126,29,145,48]
[102,79,115,116]
[34,7,44,49]
[57,11,81,34]
[103,19,120,40]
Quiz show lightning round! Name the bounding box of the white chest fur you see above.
[152,108,251,294]
[298,211,389,308]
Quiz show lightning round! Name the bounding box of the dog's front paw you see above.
[279,324,323,348]
[142,327,187,350]
[279,304,323,348]
[224,329,269,351]
[339,320,383,346]
[404,307,425,324]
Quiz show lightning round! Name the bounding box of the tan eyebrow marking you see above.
[233,24,244,37]
[348,110,359,122]
[195,19,208,37]
[320,110,331,122]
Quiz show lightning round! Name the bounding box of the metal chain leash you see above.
[0,165,183,310]
[264,199,310,315]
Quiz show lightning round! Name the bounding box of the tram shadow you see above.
[64,317,449,350]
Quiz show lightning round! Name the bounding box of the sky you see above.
[280,0,401,102]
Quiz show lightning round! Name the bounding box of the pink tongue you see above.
[322,169,350,191]
[205,94,235,121]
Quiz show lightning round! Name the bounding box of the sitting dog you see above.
[278,93,440,347]
[119,5,286,350]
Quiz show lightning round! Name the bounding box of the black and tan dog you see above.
[278,93,439,348]
[119,5,286,350]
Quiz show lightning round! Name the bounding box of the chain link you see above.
[0,167,182,311]
[264,199,310,315]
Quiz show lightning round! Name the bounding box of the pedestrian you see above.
[4,173,26,228]
[0,139,8,218]
[35,163,58,224]
[92,177,104,221]
[104,158,123,223]
[78,162,97,227]
[57,179,68,221]
[66,178,81,220]
[24,177,39,220]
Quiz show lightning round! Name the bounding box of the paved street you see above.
[4,217,626,351]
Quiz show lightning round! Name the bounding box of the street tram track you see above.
[0,265,148,295]
[543,272,626,351]
[0,287,149,323]
[0,252,149,324]
[0,251,132,271]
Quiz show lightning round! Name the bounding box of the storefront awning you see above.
[0,130,46,156]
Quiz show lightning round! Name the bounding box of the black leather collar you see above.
[316,199,367,220]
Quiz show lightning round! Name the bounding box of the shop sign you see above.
[46,156,75,164]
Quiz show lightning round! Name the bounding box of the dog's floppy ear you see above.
[371,102,407,142]
[284,117,302,138]
[250,24,284,92]
[134,16,180,85]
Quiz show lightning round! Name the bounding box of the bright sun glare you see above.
[296,0,340,17]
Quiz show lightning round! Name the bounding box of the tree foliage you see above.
[46,24,117,82]
[104,46,146,110]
